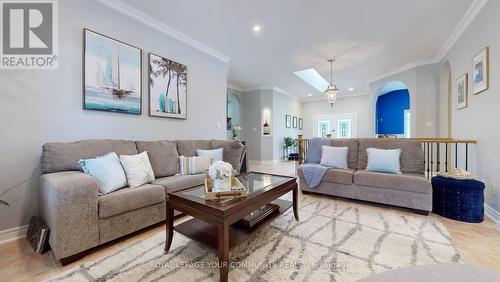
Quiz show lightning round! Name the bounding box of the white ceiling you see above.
[119,0,473,100]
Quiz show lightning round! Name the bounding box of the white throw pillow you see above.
[79,152,127,194]
[197,148,223,163]
[119,151,156,188]
[366,148,402,174]
[320,146,349,169]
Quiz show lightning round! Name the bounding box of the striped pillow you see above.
[179,156,212,175]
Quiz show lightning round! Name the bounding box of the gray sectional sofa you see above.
[39,139,247,262]
[298,138,432,213]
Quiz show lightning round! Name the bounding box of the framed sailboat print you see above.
[148,53,188,119]
[83,29,142,115]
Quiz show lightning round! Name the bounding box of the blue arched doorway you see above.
[376,81,410,137]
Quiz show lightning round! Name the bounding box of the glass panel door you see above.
[336,119,352,138]
[317,120,331,137]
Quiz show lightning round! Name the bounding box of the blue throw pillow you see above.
[197,148,223,163]
[366,148,402,174]
[80,152,128,194]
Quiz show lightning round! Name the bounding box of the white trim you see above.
[227,84,245,92]
[239,86,302,102]
[435,0,489,62]
[485,203,500,224]
[0,225,28,245]
[302,91,369,102]
[95,0,230,63]
[249,160,282,165]
[367,0,488,85]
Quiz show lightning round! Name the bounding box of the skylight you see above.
[294,68,329,92]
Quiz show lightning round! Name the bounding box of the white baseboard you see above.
[485,204,500,231]
[0,225,28,245]
[249,159,283,165]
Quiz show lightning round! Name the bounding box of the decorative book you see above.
[236,204,280,229]
[26,216,50,254]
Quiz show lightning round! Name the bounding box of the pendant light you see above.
[324,59,338,107]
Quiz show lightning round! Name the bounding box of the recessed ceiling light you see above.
[348,88,354,92]
[253,25,261,32]
[307,93,313,97]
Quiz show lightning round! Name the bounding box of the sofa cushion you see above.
[331,139,359,169]
[153,174,206,193]
[210,140,245,172]
[98,184,165,219]
[357,139,424,174]
[298,167,354,185]
[42,140,138,174]
[136,141,179,177]
[175,140,211,157]
[353,171,431,194]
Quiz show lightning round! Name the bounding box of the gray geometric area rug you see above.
[47,194,461,282]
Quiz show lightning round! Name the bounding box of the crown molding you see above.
[435,0,489,62]
[302,92,368,103]
[368,0,487,85]
[227,84,245,92]
[95,0,230,63]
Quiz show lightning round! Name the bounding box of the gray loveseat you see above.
[298,138,432,213]
[39,139,247,262]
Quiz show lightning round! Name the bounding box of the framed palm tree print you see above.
[148,53,187,119]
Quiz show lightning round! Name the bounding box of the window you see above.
[317,120,331,137]
[336,119,351,138]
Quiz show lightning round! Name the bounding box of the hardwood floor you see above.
[1,161,499,281]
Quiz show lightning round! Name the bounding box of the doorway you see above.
[314,113,357,138]
[375,82,410,137]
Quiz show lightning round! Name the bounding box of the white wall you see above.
[302,95,372,138]
[0,0,229,232]
[240,90,262,161]
[439,0,500,212]
[272,92,302,161]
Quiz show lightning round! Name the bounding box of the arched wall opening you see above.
[375,81,411,137]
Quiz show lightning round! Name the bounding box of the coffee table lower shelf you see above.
[174,199,292,250]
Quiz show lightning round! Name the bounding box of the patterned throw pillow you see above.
[179,156,212,175]
[79,152,127,194]
[119,151,156,188]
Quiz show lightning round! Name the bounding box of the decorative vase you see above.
[213,178,232,192]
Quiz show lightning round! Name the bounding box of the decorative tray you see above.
[436,171,478,180]
[204,177,248,199]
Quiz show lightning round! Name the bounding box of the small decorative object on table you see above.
[205,161,247,199]
[432,172,485,223]
[237,204,280,229]
[26,216,50,253]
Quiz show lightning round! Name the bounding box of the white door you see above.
[314,113,357,138]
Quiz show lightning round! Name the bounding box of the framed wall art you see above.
[472,47,489,95]
[83,29,142,115]
[149,53,187,119]
[457,73,468,110]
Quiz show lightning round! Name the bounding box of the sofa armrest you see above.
[39,171,100,260]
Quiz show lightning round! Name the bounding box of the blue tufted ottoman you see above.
[432,176,485,223]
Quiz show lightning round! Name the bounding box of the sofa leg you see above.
[413,209,430,216]
[301,190,311,194]
[60,252,86,266]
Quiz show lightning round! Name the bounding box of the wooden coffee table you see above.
[164,172,298,282]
